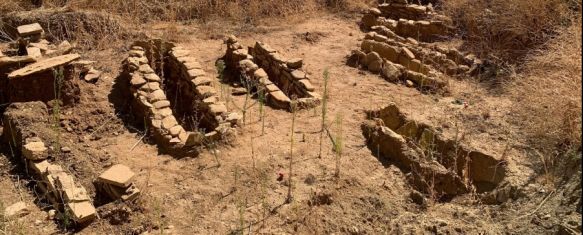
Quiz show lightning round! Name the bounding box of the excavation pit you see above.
[223,35,321,111]
[362,103,507,200]
[120,39,239,156]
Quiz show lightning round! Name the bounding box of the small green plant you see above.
[286,98,298,204]
[333,113,344,178]
[318,68,330,158]
[52,66,64,159]
[258,88,267,135]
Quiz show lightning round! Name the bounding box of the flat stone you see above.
[156,107,173,118]
[253,69,268,79]
[401,47,415,59]
[269,90,291,103]
[169,125,182,137]
[84,68,101,83]
[178,130,189,142]
[30,160,51,175]
[57,41,73,54]
[130,73,147,87]
[22,141,48,161]
[196,86,216,98]
[153,100,170,109]
[66,201,96,224]
[26,47,42,58]
[97,164,135,188]
[17,23,43,37]
[287,58,303,69]
[161,116,178,130]
[290,70,306,80]
[129,50,145,57]
[203,96,218,105]
[0,55,36,66]
[4,202,30,218]
[192,76,212,86]
[187,69,206,78]
[209,103,227,115]
[184,61,202,70]
[265,84,280,92]
[8,54,79,79]
[151,119,162,129]
[139,64,155,74]
[139,82,161,92]
[298,79,315,92]
[62,186,91,202]
[231,87,248,96]
[148,89,167,102]
[144,73,161,82]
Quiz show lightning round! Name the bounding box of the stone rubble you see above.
[96,164,141,202]
[351,0,484,92]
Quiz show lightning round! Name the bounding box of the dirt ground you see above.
[0,11,581,235]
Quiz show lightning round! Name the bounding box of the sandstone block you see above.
[153,100,170,109]
[8,54,79,79]
[26,47,42,58]
[195,86,217,98]
[290,70,306,80]
[144,73,161,82]
[4,202,30,218]
[187,69,206,78]
[286,58,303,69]
[66,201,96,224]
[192,76,212,86]
[17,23,43,37]
[209,103,227,115]
[161,116,178,130]
[22,141,48,161]
[97,164,136,188]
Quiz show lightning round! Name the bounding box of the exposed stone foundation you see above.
[362,103,507,200]
[2,102,96,225]
[224,36,320,111]
[122,40,238,156]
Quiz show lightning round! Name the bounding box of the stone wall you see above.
[362,3,451,41]
[123,41,238,156]
[224,36,291,109]
[2,102,96,225]
[224,36,321,110]
[362,103,509,201]
[1,54,80,108]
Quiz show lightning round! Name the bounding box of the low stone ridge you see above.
[362,103,520,203]
[122,41,238,155]
[2,102,96,225]
[224,35,321,111]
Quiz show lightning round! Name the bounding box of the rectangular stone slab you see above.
[8,54,80,79]
[17,23,44,37]
[97,164,135,188]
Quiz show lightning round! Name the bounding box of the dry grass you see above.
[442,0,577,64]
[2,0,371,23]
[509,19,582,161]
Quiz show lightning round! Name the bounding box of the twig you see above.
[130,133,147,151]
[514,190,555,221]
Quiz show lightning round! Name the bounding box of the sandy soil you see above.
[0,12,580,235]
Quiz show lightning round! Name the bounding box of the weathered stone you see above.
[401,47,415,60]
[26,47,42,58]
[57,41,73,54]
[266,84,279,92]
[22,141,48,161]
[169,125,183,137]
[84,68,102,83]
[0,55,36,66]
[148,90,167,102]
[97,164,135,188]
[381,61,403,82]
[139,64,155,74]
[286,58,303,69]
[17,23,43,37]
[186,132,204,146]
[231,87,248,96]
[298,79,315,92]
[139,82,161,92]
[253,69,268,79]
[192,76,212,86]
[290,70,306,80]
[365,52,383,73]
[4,202,30,218]
[187,69,206,78]
[203,96,219,105]
[161,116,178,130]
[209,103,227,115]
[184,61,202,70]
[8,54,79,79]
[66,201,96,224]
[129,50,145,57]
[153,100,170,109]
[30,160,51,175]
[156,107,173,118]
[144,73,161,82]
[62,185,91,202]
[195,86,216,98]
